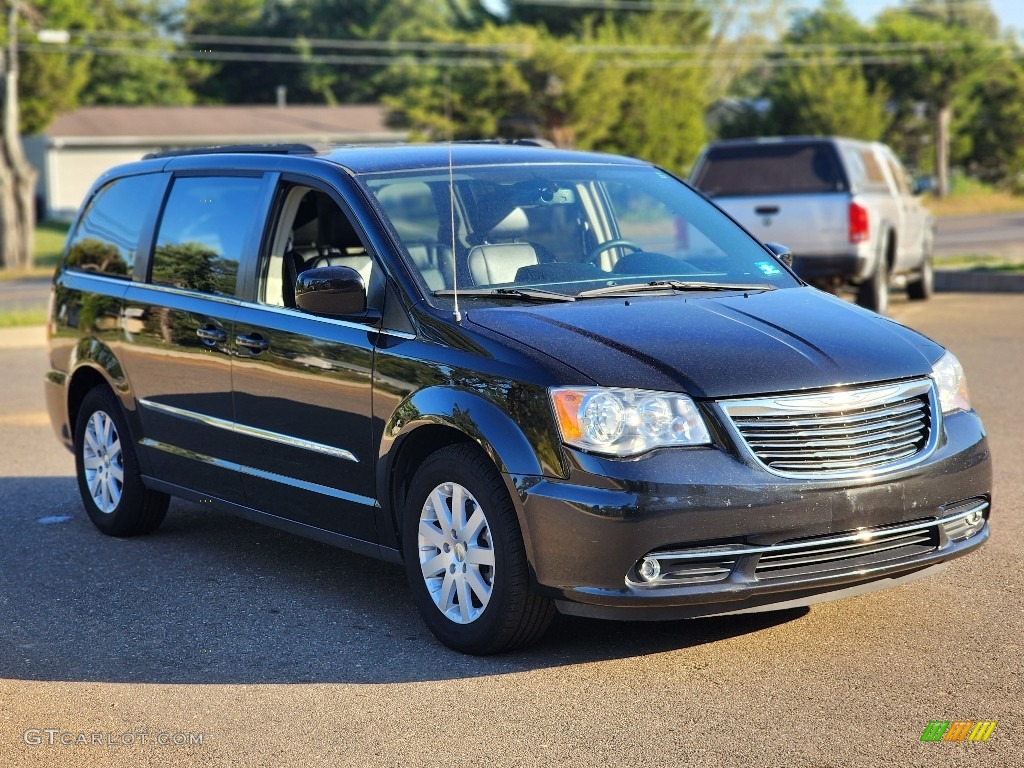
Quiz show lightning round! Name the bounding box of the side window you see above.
[860,149,889,189]
[262,185,380,310]
[65,174,162,278]
[151,176,263,296]
[885,156,912,196]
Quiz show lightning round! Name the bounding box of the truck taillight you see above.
[849,202,869,244]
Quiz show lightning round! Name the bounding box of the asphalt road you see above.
[0,278,50,314]
[0,294,1021,768]
[934,212,1024,259]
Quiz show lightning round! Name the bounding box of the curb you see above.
[935,270,1024,293]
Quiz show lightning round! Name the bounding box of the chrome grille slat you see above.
[720,379,935,478]
[743,418,924,446]
[753,519,941,578]
[756,437,921,461]
[731,399,922,429]
[755,532,934,570]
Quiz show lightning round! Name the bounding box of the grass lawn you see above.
[934,253,1024,272]
[0,219,69,281]
[924,176,1024,218]
[0,308,49,326]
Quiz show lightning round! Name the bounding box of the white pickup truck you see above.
[690,136,934,313]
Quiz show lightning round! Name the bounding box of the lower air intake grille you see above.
[753,521,939,580]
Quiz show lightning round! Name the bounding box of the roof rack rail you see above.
[452,138,556,148]
[143,143,330,160]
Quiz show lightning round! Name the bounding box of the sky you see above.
[843,0,1024,33]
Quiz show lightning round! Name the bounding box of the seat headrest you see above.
[489,208,529,240]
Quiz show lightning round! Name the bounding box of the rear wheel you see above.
[74,387,169,536]
[856,253,889,314]
[402,444,555,654]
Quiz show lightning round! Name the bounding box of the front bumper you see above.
[513,409,991,620]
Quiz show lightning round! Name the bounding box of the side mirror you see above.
[295,266,367,318]
[764,242,794,268]
[911,176,934,196]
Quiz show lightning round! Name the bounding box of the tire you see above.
[907,253,934,301]
[402,444,555,654]
[856,252,889,314]
[74,387,169,536]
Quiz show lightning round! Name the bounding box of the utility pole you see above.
[0,1,38,271]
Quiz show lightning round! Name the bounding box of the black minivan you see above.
[45,143,991,654]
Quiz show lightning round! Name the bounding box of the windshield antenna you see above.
[445,70,462,323]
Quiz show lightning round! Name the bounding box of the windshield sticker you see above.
[755,261,783,276]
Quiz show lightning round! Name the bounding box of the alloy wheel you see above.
[81,410,124,514]
[417,481,495,624]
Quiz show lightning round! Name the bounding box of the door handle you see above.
[755,205,780,216]
[196,326,227,344]
[235,333,270,352]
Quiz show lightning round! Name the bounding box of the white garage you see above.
[24,104,408,220]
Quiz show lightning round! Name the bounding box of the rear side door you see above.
[121,171,274,504]
[229,175,381,546]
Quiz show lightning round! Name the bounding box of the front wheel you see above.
[74,387,169,536]
[402,444,555,654]
[907,253,934,301]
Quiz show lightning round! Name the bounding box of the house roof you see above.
[43,104,407,146]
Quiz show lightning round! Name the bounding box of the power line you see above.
[43,28,1005,58]
[20,39,1016,70]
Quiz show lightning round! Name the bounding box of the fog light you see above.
[639,557,661,582]
[965,509,984,526]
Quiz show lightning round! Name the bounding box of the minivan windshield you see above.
[362,163,799,301]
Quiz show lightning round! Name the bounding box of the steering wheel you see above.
[586,239,643,265]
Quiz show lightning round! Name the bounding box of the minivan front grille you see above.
[720,379,936,478]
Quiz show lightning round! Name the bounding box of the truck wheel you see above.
[74,387,169,536]
[907,254,934,301]
[402,443,555,654]
[856,255,889,314]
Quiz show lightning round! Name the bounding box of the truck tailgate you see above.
[711,194,851,256]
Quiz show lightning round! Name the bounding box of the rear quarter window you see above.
[693,143,848,197]
[65,174,163,278]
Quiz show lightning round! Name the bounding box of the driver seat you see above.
[466,208,538,286]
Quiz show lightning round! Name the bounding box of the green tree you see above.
[10,0,93,135]
[183,0,286,103]
[80,0,194,106]
[592,11,711,174]
[785,0,870,45]
[874,3,1001,196]
[722,55,889,141]
[387,22,626,150]
[954,58,1024,188]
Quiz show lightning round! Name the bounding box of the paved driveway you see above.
[1,294,1020,767]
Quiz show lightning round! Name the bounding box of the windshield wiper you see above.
[576,280,776,298]
[434,287,576,302]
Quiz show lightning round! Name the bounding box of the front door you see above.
[230,182,380,543]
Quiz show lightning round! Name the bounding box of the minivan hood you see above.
[465,287,943,399]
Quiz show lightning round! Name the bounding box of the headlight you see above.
[931,351,971,414]
[550,387,711,456]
